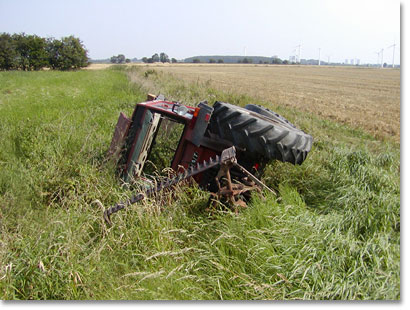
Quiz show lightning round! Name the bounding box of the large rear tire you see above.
[209,101,313,165]
[245,104,298,129]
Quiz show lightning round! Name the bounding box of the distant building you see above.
[350,59,354,65]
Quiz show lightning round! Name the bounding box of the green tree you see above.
[142,57,148,63]
[48,36,88,70]
[209,58,216,63]
[152,53,160,62]
[192,58,200,63]
[117,54,126,64]
[171,58,177,63]
[61,36,88,69]
[0,33,18,70]
[110,55,118,63]
[11,33,29,70]
[11,33,49,70]
[272,57,283,64]
[217,59,224,63]
[0,33,88,71]
[160,52,169,63]
[46,38,63,69]
[28,35,48,70]
[125,58,131,63]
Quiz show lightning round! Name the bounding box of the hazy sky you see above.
[0,0,401,64]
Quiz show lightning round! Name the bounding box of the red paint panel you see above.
[108,112,131,159]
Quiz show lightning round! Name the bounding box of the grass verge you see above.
[0,66,400,300]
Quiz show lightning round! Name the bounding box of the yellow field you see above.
[84,63,113,70]
[88,63,400,142]
[150,64,400,142]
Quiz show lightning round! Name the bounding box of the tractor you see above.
[104,94,312,223]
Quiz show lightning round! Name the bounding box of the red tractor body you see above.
[105,94,313,222]
[110,94,235,187]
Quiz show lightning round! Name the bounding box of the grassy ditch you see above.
[0,66,400,300]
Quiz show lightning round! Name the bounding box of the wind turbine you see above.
[387,42,396,68]
[375,49,384,68]
[318,48,321,66]
[294,43,301,63]
[375,50,380,67]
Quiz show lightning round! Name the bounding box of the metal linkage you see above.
[210,148,274,211]
[103,149,234,224]
[103,146,274,224]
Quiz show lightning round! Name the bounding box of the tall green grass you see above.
[0,66,400,300]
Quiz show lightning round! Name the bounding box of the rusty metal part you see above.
[232,162,276,196]
[210,148,267,212]
[107,112,131,159]
[146,93,156,101]
[104,147,236,224]
[103,146,274,224]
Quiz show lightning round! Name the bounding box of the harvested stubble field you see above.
[0,65,400,300]
[148,64,400,142]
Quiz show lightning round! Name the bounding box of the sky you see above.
[0,0,401,64]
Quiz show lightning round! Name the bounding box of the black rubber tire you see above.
[244,104,298,129]
[209,101,313,165]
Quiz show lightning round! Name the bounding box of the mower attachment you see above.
[103,147,271,224]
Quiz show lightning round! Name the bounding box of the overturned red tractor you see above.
[104,94,313,223]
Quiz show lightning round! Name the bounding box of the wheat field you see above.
[136,64,400,142]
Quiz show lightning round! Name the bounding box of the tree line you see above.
[141,52,177,63]
[110,54,131,64]
[0,33,89,71]
[185,55,289,64]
